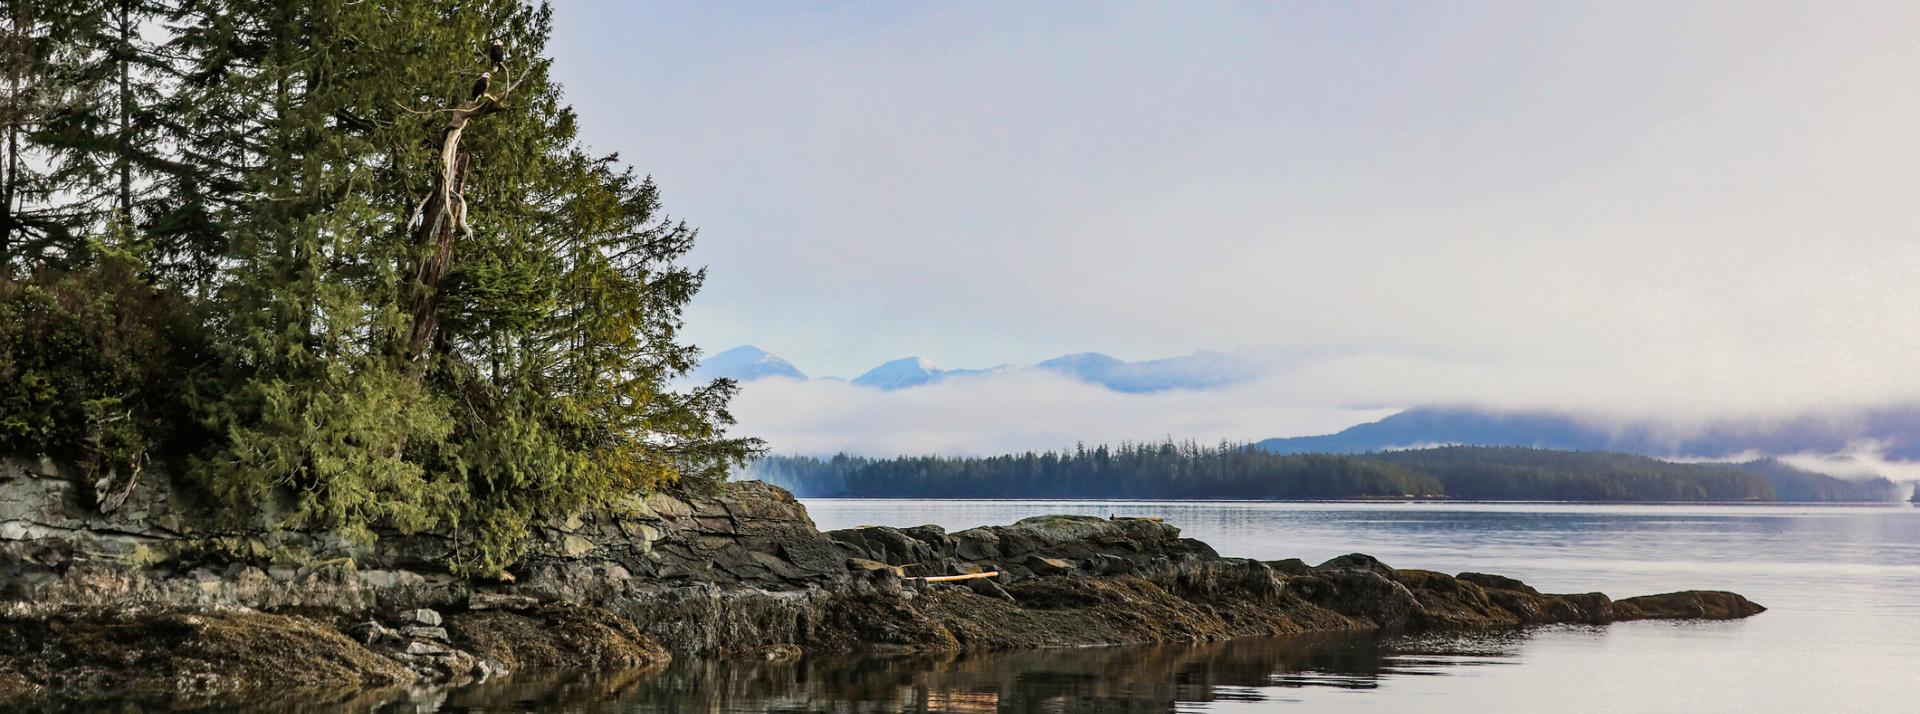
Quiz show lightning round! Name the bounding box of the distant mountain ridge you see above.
[1255,406,1920,461]
[1035,350,1258,393]
[1366,447,1905,503]
[695,345,1259,393]
[850,357,1008,390]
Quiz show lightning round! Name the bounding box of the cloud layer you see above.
[555,1,1920,383]
[552,2,1920,458]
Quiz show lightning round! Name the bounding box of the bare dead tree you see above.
[400,45,514,379]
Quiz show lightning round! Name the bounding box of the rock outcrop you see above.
[0,458,1763,708]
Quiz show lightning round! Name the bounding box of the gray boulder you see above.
[400,608,442,626]
[1025,555,1075,576]
[825,526,937,566]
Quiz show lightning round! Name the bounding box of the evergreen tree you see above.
[0,0,760,575]
[179,1,759,571]
[0,0,89,270]
[28,1,170,225]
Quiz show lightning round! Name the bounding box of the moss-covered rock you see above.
[0,608,411,708]
[447,604,668,671]
[1614,590,1767,620]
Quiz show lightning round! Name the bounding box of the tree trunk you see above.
[2,117,15,274]
[116,0,132,220]
[391,89,503,462]
[389,56,510,461]
[404,147,469,365]
[1,9,20,274]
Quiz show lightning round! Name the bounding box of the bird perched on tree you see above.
[488,40,506,68]
[470,72,491,102]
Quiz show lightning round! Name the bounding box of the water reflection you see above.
[377,629,1532,713]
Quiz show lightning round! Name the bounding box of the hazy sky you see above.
[550,2,1920,450]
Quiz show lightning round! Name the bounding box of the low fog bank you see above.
[719,350,1920,487]
[723,369,1400,457]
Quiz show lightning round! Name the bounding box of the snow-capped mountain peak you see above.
[852,356,944,390]
[687,345,806,383]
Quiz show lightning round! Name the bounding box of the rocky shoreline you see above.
[0,458,1763,708]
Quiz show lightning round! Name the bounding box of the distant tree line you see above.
[746,441,1442,500]
[745,444,1909,503]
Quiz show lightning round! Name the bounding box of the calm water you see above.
[419,500,1920,713]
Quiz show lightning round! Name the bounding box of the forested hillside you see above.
[1731,459,1907,502]
[0,1,757,573]
[1364,447,1770,501]
[1256,406,1920,463]
[748,444,1904,503]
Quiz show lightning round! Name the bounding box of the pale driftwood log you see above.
[916,572,1001,583]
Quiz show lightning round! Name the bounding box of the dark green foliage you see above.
[0,1,758,575]
[0,241,207,478]
[746,441,1444,500]
[1,0,87,266]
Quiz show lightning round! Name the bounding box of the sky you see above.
[549,2,1920,454]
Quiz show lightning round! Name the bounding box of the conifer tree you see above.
[29,1,168,223]
[1,0,760,574]
[0,1,89,270]
[173,1,759,572]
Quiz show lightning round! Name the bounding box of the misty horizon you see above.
[553,1,1920,467]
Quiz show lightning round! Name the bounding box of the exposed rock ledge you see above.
[0,458,1763,708]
